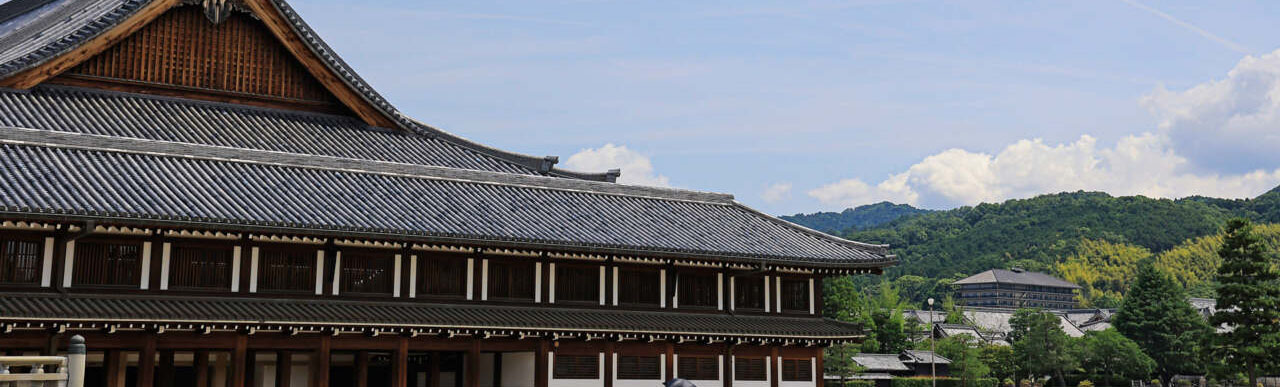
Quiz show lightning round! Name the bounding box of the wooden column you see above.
[533,340,548,387]
[492,352,503,387]
[195,350,210,387]
[428,352,441,387]
[815,348,825,387]
[770,347,780,387]
[313,335,331,387]
[465,340,480,387]
[276,352,292,387]
[604,341,615,387]
[139,335,157,387]
[158,350,175,387]
[723,343,733,387]
[105,349,125,387]
[232,334,248,387]
[664,342,675,382]
[394,337,409,387]
[355,351,370,387]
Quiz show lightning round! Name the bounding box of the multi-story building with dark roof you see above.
[953,268,1081,310]
[0,0,896,386]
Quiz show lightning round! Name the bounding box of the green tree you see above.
[1211,219,1280,387]
[925,334,989,387]
[980,344,1018,383]
[1112,259,1211,384]
[823,275,879,379]
[1009,309,1075,387]
[1075,329,1155,387]
[866,281,913,353]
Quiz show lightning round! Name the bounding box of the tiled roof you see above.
[0,127,893,266]
[0,293,862,340]
[0,0,613,180]
[850,354,910,372]
[952,269,1081,289]
[901,350,950,365]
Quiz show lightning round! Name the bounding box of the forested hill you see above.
[813,189,1280,306]
[781,201,933,234]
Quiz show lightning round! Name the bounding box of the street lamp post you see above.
[928,297,936,387]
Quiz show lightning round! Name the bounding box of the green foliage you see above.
[924,334,990,385]
[1210,219,1280,386]
[823,276,915,354]
[1074,329,1155,387]
[783,201,933,234]
[1009,309,1076,387]
[1113,260,1212,384]
[1054,239,1151,307]
[891,377,1000,387]
[1077,381,1094,387]
[1155,223,1280,297]
[980,345,1018,383]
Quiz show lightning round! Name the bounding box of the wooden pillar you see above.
[276,352,292,387]
[664,342,675,382]
[723,343,733,387]
[492,352,503,387]
[533,341,547,387]
[158,350,175,387]
[139,335,157,387]
[815,348,825,387]
[105,350,125,387]
[313,335,331,387]
[194,350,210,387]
[604,341,615,387]
[356,351,370,387]
[232,335,248,387]
[770,347,780,387]
[465,340,480,387]
[428,352,441,387]
[394,337,409,387]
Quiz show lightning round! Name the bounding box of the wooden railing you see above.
[0,335,85,387]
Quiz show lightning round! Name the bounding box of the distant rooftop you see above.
[952,268,1081,289]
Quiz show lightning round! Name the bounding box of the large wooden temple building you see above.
[0,0,895,386]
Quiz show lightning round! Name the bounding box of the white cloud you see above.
[761,183,793,203]
[563,143,671,187]
[810,134,1280,209]
[1142,49,1280,173]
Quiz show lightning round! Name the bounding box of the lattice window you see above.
[678,272,718,308]
[418,254,466,297]
[617,267,661,306]
[258,247,316,292]
[553,355,599,379]
[734,276,765,310]
[0,238,40,284]
[340,252,394,294]
[169,244,232,289]
[555,264,599,303]
[617,355,661,380]
[677,356,718,380]
[781,358,812,381]
[734,357,767,381]
[72,241,141,286]
[780,278,810,312]
[487,260,535,300]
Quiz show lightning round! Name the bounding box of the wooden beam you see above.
[770,347,780,387]
[533,340,548,387]
[276,352,292,387]
[238,0,399,129]
[394,337,409,387]
[105,349,125,387]
[465,339,480,387]
[604,341,615,387]
[355,351,369,387]
[139,335,157,387]
[232,334,248,387]
[0,0,181,89]
[723,343,733,387]
[158,350,175,387]
[313,335,331,387]
[816,348,825,387]
[194,350,209,387]
[429,352,441,387]
[664,342,675,382]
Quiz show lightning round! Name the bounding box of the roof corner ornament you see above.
[605,169,621,183]
[202,0,234,25]
[539,156,559,174]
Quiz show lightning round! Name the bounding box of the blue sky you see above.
[291,0,1280,214]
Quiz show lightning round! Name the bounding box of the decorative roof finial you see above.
[202,0,233,24]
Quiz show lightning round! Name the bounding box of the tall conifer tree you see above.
[1212,219,1280,387]
[1113,258,1211,384]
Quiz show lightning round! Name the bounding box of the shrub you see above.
[1078,381,1094,387]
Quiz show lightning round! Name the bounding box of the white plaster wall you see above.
[546,352,604,387]
[778,356,818,387]
[613,353,666,387]
[501,352,535,387]
[733,355,772,387]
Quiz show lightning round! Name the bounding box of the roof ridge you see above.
[732,201,894,256]
[0,126,737,205]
